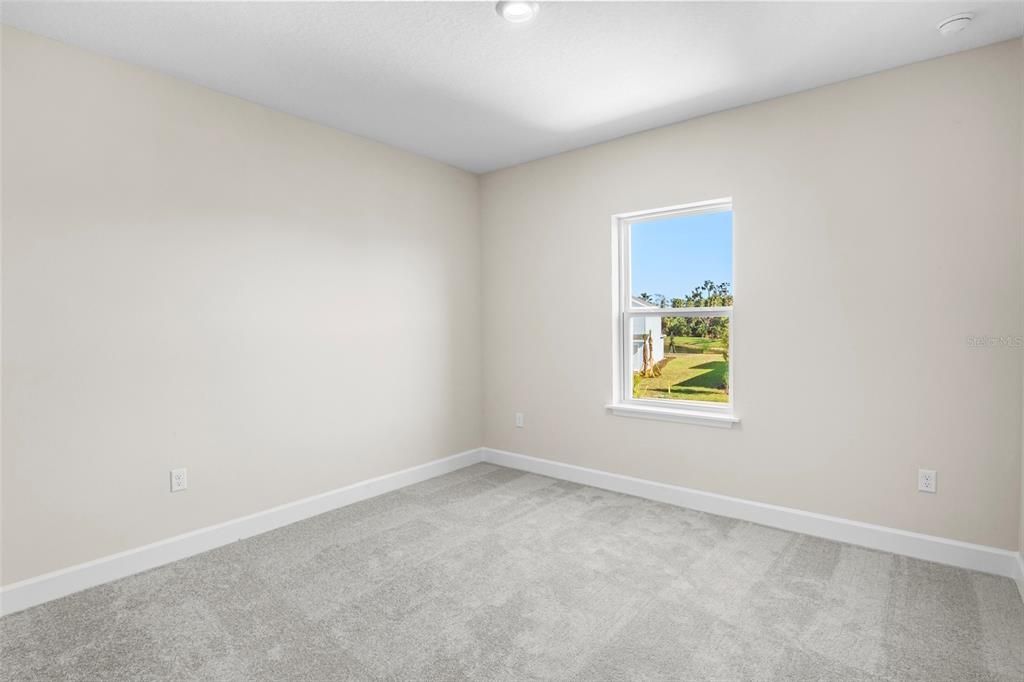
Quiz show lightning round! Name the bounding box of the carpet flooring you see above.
[2,463,1022,680]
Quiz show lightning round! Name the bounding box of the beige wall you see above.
[1,27,482,585]
[481,40,1024,551]
[3,27,1022,588]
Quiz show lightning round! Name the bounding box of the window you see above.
[609,198,738,427]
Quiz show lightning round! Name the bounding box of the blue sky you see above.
[630,211,732,299]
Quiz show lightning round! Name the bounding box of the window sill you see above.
[605,403,739,428]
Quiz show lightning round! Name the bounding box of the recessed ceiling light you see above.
[496,1,539,24]
[937,13,974,36]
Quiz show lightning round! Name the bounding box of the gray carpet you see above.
[2,463,1022,681]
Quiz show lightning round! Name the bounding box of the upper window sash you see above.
[618,197,733,313]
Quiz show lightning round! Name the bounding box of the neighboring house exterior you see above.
[631,297,664,372]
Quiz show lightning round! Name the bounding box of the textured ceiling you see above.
[3,2,1022,173]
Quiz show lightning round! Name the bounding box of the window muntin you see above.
[616,199,734,416]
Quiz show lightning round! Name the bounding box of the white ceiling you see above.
[3,1,1022,173]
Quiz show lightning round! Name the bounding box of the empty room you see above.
[1,1,1023,679]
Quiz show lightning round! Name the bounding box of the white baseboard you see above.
[1015,552,1024,603]
[0,448,484,617]
[481,448,1022,582]
[5,446,1021,616]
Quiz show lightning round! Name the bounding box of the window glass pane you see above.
[631,315,729,403]
[630,210,732,308]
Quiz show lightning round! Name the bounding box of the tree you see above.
[663,316,687,352]
[639,331,661,377]
[676,281,732,338]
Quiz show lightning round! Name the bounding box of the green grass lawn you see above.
[634,352,729,403]
[664,336,726,354]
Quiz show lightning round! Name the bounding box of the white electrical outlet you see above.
[170,468,188,492]
[917,469,936,493]
[514,412,524,428]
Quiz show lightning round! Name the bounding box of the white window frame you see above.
[607,197,739,428]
